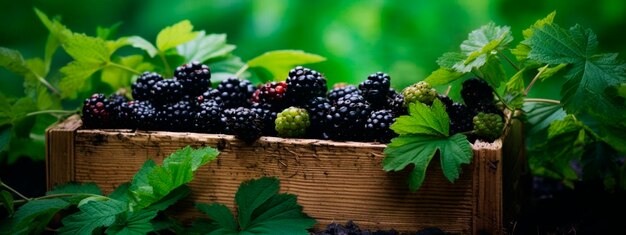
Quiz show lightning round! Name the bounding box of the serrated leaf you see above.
[236,177,280,228]
[437,52,466,69]
[0,47,30,76]
[145,185,190,212]
[506,68,526,94]
[109,183,130,202]
[478,54,506,88]
[106,210,157,235]
[59,61,103,98]
[538,63,567,81]
[0,190,14,215]
[423,67,465,86]
[47,182,103,196]
[102,55,154,89]
[63,33,111,64]
[59,199,127,235]
[247,50,326,82]
[245,193,315,234]
[177,32,236,63]
[511,11,556,61]
[461,22,513,55]
[4,198,71,234]
[125,36,158,58]
[523,102,567,147]
[596,123,626,154]
[156,20,199,52]
[196,203,237,232]
[383,133,473,192]
[390,100,449,136]
[97,22,123,40]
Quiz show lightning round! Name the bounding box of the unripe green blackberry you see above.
[402,81,438,105]
[275,107,311,138]
[472,112,504,142]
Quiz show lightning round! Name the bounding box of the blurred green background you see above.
[2,0,625,94]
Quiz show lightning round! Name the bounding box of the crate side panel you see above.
[73,130,475,233]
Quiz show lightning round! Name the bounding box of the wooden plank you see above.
[45,115,82,190]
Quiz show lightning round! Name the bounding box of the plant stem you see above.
[494,91,514,112]
[108,62,142,75]
[524,64,549,96]
[524,98,561,105]
[36,75,61,96]
[159,52,172,77]
[234,64,249,78]
[5,193,104,206]
[1,182,30,201]
[26,110,77,117]
[444,85,452,96]
[498,51,520,71]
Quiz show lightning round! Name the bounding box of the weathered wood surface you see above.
[47,115,507,234]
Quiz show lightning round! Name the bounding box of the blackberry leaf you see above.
[105,210,158,235]
[247,50,326,82]
[196,203,237,233]
[177,32,236,63]
[424,67,464,86]
[527,23,626,121]
[58,199,127,235]
[478,54,506,88]
[511,11,556,61]
[391,99,449,136]
[383,134,473,192]
[3,198,71,234]
[59,61,102,98]
[0,47,30,76]
[156,20,199,52]
[125,36,158,57]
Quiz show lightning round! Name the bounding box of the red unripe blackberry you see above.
[81,93,111,128]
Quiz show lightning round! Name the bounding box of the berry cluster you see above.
[81,65,405,143]
[403,78,504,142]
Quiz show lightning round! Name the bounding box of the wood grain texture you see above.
[46,115,508,234]
[45,115,81,190]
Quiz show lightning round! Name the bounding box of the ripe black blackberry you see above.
[384,88,406,116]
[304,96,332,139]
[81,93,111,128]
[216,77,255,108]
[174,61,211,96]
[359,72,391,107]
[364,109,397,143]
[221,107,263,143]
[448,103,474,135]
[127,100,158,130]
[327,85,360,104]
[472,100,503,118]
[436,94,454,111]
[461,78,494,108]
[157,101,196,131]
[251,81,288,107]
[108,94,130,128]
[132,72,163,101]
[284,66,327,105]
[250,102,279,136]
[151,79,183,104]
[194,99,223,133]
[198,88,223,104]
[326,93,372,141]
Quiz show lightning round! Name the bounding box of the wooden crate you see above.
[46,115,522,234]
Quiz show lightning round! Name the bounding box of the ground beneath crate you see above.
[309,221,452,235]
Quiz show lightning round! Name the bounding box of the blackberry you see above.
[127,100,158,130]
[174,61,211,96]
[472,100,503,117]
[81,93,111,128]
[461,78,494,108]
[251,81,288,107]
[402,81,438,105]
[216,77,255,108]
[131,72,163,101]
[436,94,454,111]
[157,101,196,131]
[250,102,279,136]
[221,107,263,143]
[327,85,360,104]
[359,72,391,107]
[108,94,130,128]
[304,97,332,139]
[151,79,183,104]
[194,99,223,133]
[364,109,397,143]
[198,88,223,104]
[275,107,311,138]
[473,112,504,142]
[326,93,372,141]
[448,103,474,135]
[384,88,406,116]
[284,66,327,105]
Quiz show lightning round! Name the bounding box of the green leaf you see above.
[145,185,190,211]
[59,61,103,98]
[177,32,236,63]
[47,182,103,195]
[106,210,157,235]
[247,50,326,82]
[97,22,123,40]
[391,100,449,136]
[44,33,60,74]
[506,68,526,94]
[101,55,154,89]
[538,64,567,81]
[156,20,199,52]
[59,198,127,235]
[0,190,14,215]
[0,127,10,152]
[511,11,556,61]
[63,33,111,64]
[523,102,567,147]
[196,203,237,232]
[5,198,71,234]
[436,52,466,69]
[423,67,465,86]
[125,36,158,58]
[527,23,626,120]
[208,55,249,81]
[129,146,219,210]
[383,134,473,192]
[0,47,30,76]
[108,183,130,202]
[235,177,280,228]
[478,54,506,88]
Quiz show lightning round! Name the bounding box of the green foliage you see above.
[195,177,316,235]
[156,20,199,53]
[0,190,14,215]
[384,100,473,191]
[0,146,219,234]
[247,50,326,82]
